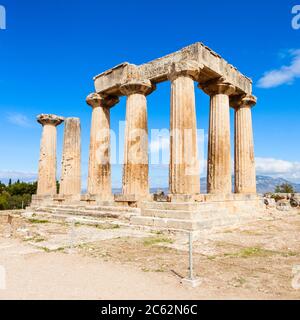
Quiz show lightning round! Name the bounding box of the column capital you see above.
[120,79,155,96]
[86,93,119,109]
[168,60,204,82]
[37,114,64,126]
[231,94,257,109]
[199,77,236,96]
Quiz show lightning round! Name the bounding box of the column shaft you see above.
[87,105,111,198]
[122,93,149,197]
[36,114,64,196]
[37,125,57,195]
[169,75,200,194]
[234,98,257,193]
[207,94,232,194]
[60,118,81,197]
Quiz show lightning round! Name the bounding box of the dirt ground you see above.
[0,209,300,300]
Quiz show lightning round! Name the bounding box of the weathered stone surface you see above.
[169,61,201,195]
[36,114,64,196]
[86,93,119,200]
[121,80,150,198]
[131,197,265,231]
[94,43,252,97]
[276,200,291,211]
[37,114,64,127]
[264,197,276,208]
[290,198,299,208]
[232,95,257,194]
[201,79,235,194]
[59,118,81,197]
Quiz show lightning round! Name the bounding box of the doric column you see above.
[200,78,235,194]
[86,93,119,199]
[36,114,64,196]
[232,95,257,194]
[120,78,154,199]
[168,60,202,195]
[59,118,81,198]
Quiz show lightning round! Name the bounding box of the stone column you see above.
[200,78,235,194]
[37,114,64,196]
[120,79,154,199]
[86,93,119,200]
[59,118,81,198]
[168,61,202,195]
[232,95,257,194]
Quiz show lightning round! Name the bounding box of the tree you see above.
[275,183,295,193]
[0,180,37,210]
[56,180,60,194]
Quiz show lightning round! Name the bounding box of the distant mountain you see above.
[199,176,300,194]
[255,175,300,194]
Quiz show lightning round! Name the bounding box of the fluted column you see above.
[200,78,235,194]
[37,114,64,196]
[232,95,257,194]
[120,79,154,199]
[169,61,202,195]
[86,93,119,199]
[59,118,81,198]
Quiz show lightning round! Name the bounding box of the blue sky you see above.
[0,0,300,187]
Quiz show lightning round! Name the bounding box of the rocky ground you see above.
[0,208,300,300]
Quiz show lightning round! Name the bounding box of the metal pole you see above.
[181,231,201,287]
[189,231,193,280]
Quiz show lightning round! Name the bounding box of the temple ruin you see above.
[30,42,264,231]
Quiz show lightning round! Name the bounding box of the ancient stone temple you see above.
[30,42,264,231]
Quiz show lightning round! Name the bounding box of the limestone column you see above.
[36,114,64,196]
[232,95,257,194]
[59,118,81,197]
[86,93,119,199]
[200,78,235,194]
[168,61,202,195]
[120,79,154,198]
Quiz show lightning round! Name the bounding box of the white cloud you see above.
[255,157,300,180]
[257,49,300,88]
[6,112,33,128]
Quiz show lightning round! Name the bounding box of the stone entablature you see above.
[94,42,252,97]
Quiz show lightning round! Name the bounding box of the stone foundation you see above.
[28,194,265,232]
